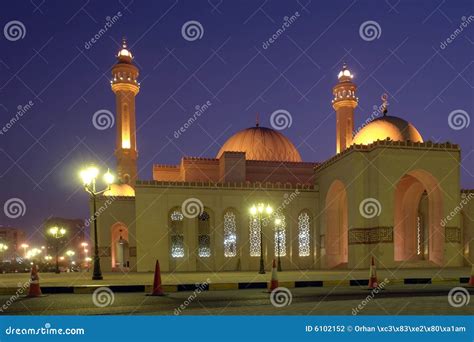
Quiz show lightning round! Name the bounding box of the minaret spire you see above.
[332,64,358,153]
[111,38,140,185]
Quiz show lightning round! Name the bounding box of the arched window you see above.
[223,211,237,257]
[198,211,211,257]
[274,214,286,257]
[298,212,311,257]
[249,217,261,257]
[170,210,184,258]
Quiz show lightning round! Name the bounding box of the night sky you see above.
[0,0,472,242]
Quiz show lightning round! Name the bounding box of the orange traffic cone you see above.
[148,260,165,296]
[26,264,43,297]
[268,259,279,292]
[468,264,474,287]
[368,256,378,289]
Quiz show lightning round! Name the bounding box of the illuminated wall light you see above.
[416,215,422,255]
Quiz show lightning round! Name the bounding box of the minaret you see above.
[332,64,358,153]
[111,38,140,185]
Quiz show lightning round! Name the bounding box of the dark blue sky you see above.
[0,0,472,241]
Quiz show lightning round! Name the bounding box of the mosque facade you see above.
[91,41,473,273]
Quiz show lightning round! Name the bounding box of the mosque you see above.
[91,41,473,273]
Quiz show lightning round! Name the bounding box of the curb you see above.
[0,277,470,295]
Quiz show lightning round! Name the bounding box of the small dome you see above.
[104,184,135,197]
[353,116,423,145]
[217,126,302,162]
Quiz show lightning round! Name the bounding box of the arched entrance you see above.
[111,223,129,270]
[394,170,444,266]
[325,180,348,268]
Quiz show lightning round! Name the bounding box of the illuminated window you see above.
[198,212,211,257]
[224,211,237,257]
[298,212,311,257]
[249,217,261,257]
[170,210,184,258]
[274,215,286,257]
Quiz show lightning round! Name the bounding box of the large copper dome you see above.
[353,116,423,145]
[217,126,302,162]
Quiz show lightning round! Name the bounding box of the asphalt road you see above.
[0,286,472,315]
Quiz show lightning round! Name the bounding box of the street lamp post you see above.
[79,166,114,281]
[48,226,66,274]
[275,218,282,272]
[250,203,273,274]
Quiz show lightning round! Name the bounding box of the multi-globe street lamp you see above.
[48,226,66,274]
[79,166,114,280]
[249,203,273,274]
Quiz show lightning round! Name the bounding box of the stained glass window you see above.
[198,212,211,257]
[298,212,311,257]
[274,215,286,257]
[170,210,184,258]
[249,217,261,257]
[224,211,237,257]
